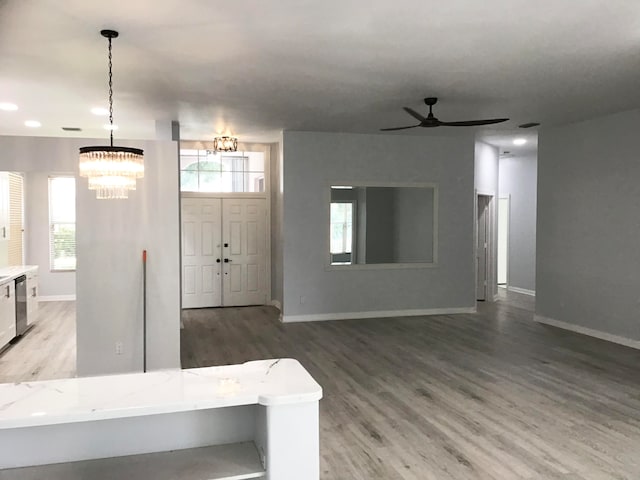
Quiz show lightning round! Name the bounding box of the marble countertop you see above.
[0,265,38,284]
[0,359,322,429]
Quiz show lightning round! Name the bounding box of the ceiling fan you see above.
[380,97,509,131]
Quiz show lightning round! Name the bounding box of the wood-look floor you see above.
[0,301,76,383]
[182,291,640,480]
[2,294,639,478]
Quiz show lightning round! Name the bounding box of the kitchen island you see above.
[0,358,322,479]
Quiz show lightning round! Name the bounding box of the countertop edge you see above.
[0,265,38,284]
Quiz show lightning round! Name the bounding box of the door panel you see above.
[230,222,242,255]
[247,222,258,255]
[183,266,196,295]
[222,198,267,306]
[247,264,259,291]
[181,198,222,308]
[202,222,215,256]
[183,222,196,256]
[477,197,488,301]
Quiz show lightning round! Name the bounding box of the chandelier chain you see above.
[108,36,114,147]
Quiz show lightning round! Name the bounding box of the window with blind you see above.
[49,177,76,271]
[8,173,24,266]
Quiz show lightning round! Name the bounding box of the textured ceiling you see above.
[0,0,638,143]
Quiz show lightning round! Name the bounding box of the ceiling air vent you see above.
[62,127,82,132]
[518,122,540,129]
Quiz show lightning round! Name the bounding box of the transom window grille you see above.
[180,149,265,193]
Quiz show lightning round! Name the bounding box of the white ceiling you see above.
[480,130,538,156]
[0,0,639,144]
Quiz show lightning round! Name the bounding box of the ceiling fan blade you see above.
[402,107,426,122]
[380,125,420,131]
[438,118,509,127]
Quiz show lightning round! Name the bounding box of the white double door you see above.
[182,197,267,308]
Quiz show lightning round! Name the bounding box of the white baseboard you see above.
[507,286,536,296]
[270,300,282,311]
[534,314,640,350]
[39,295,76,302]
[282,306,476,323]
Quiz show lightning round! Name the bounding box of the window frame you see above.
[48,176,76,273]
[330,200,356,264]
[326,181,439,270]
[179,148,267,194]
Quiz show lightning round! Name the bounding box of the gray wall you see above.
[270,141,284,308]
[0,136,78,297]
[282,131,475,320]
[475,141,499,195]
[0,135,181,376]
[76,139,180,375]
[499,154,537,292]
[537,109,640,341]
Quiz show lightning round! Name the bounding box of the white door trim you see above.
[474,190,497,303]
[497,195,510,287]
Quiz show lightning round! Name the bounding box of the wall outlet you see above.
[115,341,124,355]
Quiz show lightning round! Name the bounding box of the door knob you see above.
[224,243,229,247]
[216,259,221,263]
[224,258,232,263]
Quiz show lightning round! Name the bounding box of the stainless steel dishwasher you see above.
[15,275,27,336]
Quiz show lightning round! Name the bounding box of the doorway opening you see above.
[497,197,509,287]
[476,194,495,302]
[178,143,271,311]
[181,196,269,308]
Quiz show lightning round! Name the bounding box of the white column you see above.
[265,401,319,480]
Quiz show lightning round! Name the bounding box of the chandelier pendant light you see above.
[213,136,238,152]
[79,29,144,200]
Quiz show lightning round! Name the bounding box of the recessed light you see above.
[513,138,527,146]
[91,107,109,116]
[0,103,18,111]
[24,120,41,128]
[104,124,118,131]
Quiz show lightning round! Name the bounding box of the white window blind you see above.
[49,177,76,271]
[8,173,23,266]
[330,203,353,255]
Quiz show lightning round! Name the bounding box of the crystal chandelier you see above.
[79,30,144,199]
[213,136,238,152]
